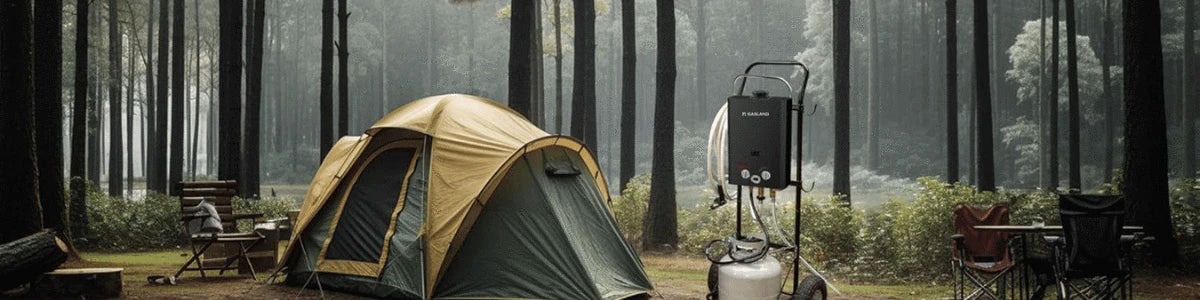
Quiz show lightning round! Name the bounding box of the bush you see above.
[78,189,298,251]
[613,174,651,249]
[79,190,186,250]
[1171,178,1200,269]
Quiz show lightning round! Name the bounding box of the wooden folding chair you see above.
[174,180,265,279]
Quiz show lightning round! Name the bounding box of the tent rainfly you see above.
[278,94,653,299]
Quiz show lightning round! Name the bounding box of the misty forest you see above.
[0,0,1198,298]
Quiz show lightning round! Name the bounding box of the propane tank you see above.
[716,238,782,300]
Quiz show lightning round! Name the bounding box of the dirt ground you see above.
[4,250,1197,299]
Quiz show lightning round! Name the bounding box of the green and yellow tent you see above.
[279,94,652,299]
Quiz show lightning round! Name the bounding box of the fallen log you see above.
[32,268,123,298]
[0,230,69,291]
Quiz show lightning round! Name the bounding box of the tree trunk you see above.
[572,0,597,147]
[219,0,243,183]
[244,0,265,198]
[531,2,544,127]
[0,0,43,244]
[169,0,185,195]
[70,0,90,241]
[1066,0,1081,190]
[1039,0,1050,188]
[833,0,851,204]
[145,0,155,187]
[1101,0,1114,183]
[974,0,995,191]
[35,0,69,242]
[619,0,636,193]
[867,0,879,172]
[0,231,68,290]
[125,35,133,195]
[207,40,217,177]
[1184,0,1196,178]
[319,0,333,159]
[107,0,123,197]
[152,0,170,193]
[88,62,100,187]
[508,0,534,118]
[1049,0,1060,191]
[1121,0,1179,265]
[554,0,563,134]
[189,0,200,181]
[946,0,959,183]
[337,0,348,139]
[695,0,708,131]
[644,0,678,251]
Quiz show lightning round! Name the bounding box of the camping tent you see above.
[278,94,653,299]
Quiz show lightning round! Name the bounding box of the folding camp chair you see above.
[950,204,1017,300]
[174,181,266,279]
[1045,194,1134,300]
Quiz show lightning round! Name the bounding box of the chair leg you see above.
[239,240,260,280]
[176,241,215,279]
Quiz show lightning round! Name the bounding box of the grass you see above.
[43,249,1198,299]
[81,249,188,265]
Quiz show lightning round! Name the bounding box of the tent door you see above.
[316,140,423,277]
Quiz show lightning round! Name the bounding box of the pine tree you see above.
[35,0,69,240]
[833,0,851,204]
[0,0,44,243]
[319,0,333,159]
[107,0,123,197]
[644,0,678,251]
[218,0,243,182]
[974,0,996,191]
[1121,0,1178,265]
[619,0,636,192]
[508,0,534,119]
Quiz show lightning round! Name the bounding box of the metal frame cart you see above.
[705,60,837,300]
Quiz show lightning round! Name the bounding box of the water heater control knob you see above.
[760,170,772,181]
[741,169,751,179]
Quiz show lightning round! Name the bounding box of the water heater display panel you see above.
[726,94,792,189]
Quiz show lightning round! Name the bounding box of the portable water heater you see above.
[726,90,792,189]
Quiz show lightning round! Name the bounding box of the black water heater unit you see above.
[726,90,792,189]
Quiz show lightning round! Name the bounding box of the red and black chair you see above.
[951,204,1017,300]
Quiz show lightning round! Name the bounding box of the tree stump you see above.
[32,268,123,299]
[0,230,69,291]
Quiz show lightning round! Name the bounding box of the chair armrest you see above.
[229,213,265,220]
[950,234,967,262]
[1043,235,1063,247]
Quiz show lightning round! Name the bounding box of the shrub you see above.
[79,191,186,250]
[1171,178,1200,269]
[78,190,298,251]
[613,174,651,248]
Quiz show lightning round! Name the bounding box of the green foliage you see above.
[607,174,1200,281]
[1170,178,1200,269]
[78,189,298,251]
[613,174,651,248]
[79,191,186,250]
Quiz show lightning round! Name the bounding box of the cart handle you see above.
[732,74,793,96]
[735,60,810,106]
